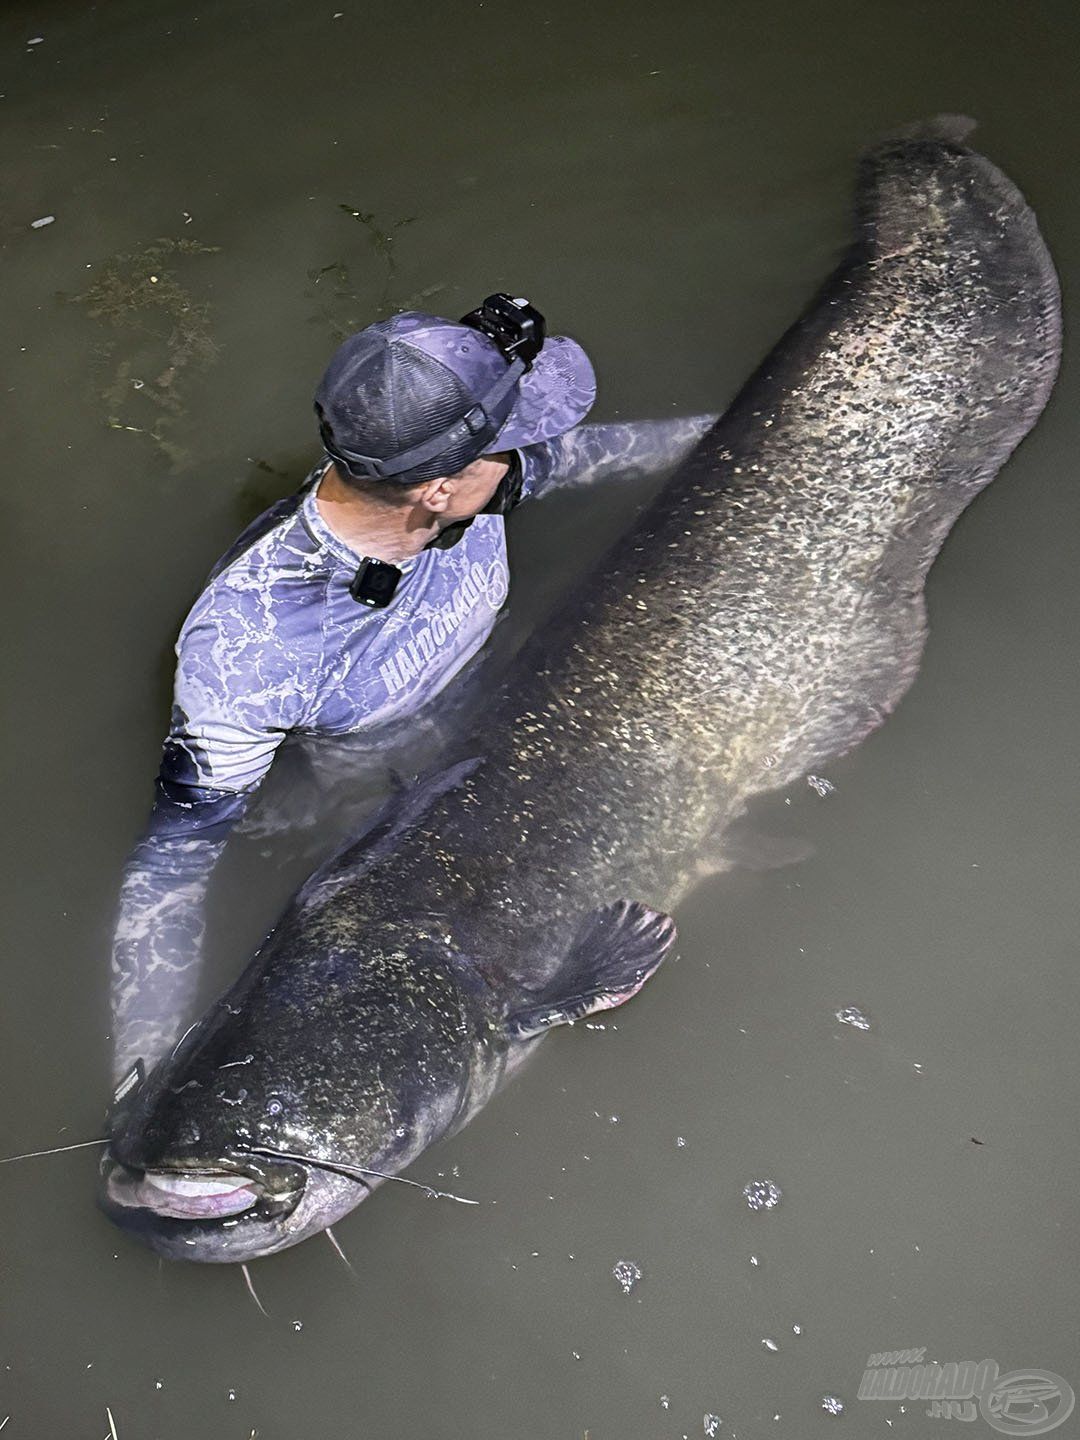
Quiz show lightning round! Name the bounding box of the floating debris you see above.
[659,1395,671,1410]
[292,1320,303,1332]
[704,1415,722,1436]
[226,1389,238,1402]
[762,1337,780,1353]
[821,1395,845,1416]
[807,774,835,797]
[749,1254,760,1266]
[154,1379,164,1390]
[835,1005,871,1031]
[743,1179,782,1212]
[676,1135,687,1148]
[30,215,56,228]
[792,1322,803,1335]
[612,1259,642,1294]
[27,36,45,45]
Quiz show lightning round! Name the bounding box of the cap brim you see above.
[493,335,597,450]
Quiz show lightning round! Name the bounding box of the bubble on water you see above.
[762,1337,780,1353]
[743,1179,782,1211]
[613,1259,642,1294]
[704,1414,722,1436]
[835,1005,871,1031]
[821,1395,845,1416]
[292,1321,303,1332]
[660,1395,671,1410]
[807,774,835,797]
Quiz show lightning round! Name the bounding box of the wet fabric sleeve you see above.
[109,782,252,1084]
[518,414,718,500]
[109,594,314,1084]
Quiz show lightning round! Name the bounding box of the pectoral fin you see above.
[506,900,676,1039]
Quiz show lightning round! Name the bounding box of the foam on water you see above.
[612,1259,642,1294]
[743,1180,782,1211]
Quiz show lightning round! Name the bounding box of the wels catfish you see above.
[101,119,1060,1261]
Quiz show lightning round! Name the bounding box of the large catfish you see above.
[101,119,1061,1261]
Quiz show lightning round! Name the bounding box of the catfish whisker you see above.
[240,1262,269,1317]
[325,1226,354,1273]
[244,1146,481,1206]
[0,1138,108,1165]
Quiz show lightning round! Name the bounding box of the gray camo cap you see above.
[314,309,596,485]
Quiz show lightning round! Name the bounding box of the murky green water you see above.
[2,1,1078,1436]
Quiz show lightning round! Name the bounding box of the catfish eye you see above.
[266,1099,284,1117]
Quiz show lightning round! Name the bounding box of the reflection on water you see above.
[2,0,1079,1436]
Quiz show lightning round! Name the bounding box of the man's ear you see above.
[416,476,454,514]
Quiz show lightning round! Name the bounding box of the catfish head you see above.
[99,898,675,1262]
[98,929,495,1262]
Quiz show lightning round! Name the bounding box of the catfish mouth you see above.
[99,1141,379,1261]
[101,1152,306,1224]
[121,1169,261,1220]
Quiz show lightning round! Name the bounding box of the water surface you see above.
[2,1,1078,1435]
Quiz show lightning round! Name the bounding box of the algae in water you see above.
[70,236,221,467]
[307,207,444,340]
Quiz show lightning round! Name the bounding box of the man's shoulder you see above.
[181,491,333,658]
[209,472,331,584]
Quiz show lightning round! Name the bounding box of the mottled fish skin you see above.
[101,121,1061,1262]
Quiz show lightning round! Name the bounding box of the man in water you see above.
[110,296,713,1088]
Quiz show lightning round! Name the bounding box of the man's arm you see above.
[109,592,307,1086]
[110,777,253,1085]
[518,414,718,500]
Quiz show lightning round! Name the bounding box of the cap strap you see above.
[334,357,526,480]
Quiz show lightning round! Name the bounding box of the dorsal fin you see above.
[297,757,482,905]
